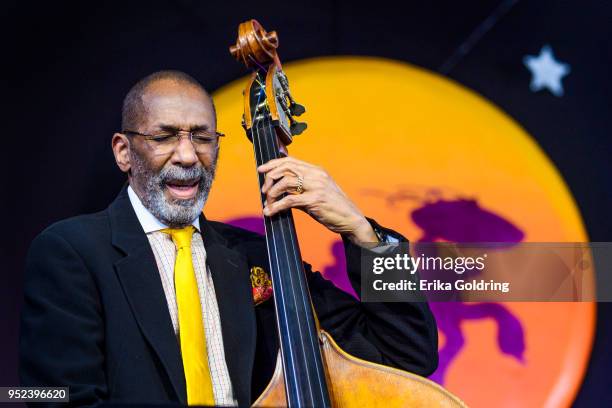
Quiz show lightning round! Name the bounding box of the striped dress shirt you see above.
[127,186,237,406]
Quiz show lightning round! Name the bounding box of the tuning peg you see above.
[278,71,289,90]
[290,102,306,117]
[241,114,247,130]
[290,121,307,135]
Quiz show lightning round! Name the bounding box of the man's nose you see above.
[171,137,199,167]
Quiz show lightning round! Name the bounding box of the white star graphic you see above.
[523,45,571,97]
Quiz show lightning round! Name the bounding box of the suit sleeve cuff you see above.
[341,218,408,296]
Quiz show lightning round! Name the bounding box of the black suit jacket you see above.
[20,188,438,407]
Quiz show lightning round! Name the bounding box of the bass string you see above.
[251,113,300,401]
[264,115,329,402]
[256,116,312,405]
[250,69,329,404]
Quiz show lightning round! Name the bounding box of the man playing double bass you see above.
[20,70,438,406]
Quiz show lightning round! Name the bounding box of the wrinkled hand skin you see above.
[258,156,378,244]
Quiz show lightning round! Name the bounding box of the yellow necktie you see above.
[162,226,215,406]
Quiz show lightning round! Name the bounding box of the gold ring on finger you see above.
[295,175,304,194]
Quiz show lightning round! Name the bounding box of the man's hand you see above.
[258,157,378,244]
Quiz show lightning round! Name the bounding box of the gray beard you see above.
[129,149,217,228]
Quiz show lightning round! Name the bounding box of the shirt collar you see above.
[127,185,201,233]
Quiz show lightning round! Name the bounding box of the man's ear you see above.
[112,133,131,173]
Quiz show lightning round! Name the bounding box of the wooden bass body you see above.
[254,331,467,408]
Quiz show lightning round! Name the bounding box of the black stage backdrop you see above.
[3,1,611,406]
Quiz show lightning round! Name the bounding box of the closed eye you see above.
[192,134,217,144]
[146,134,177,143]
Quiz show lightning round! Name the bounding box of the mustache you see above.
[156,164,212,187]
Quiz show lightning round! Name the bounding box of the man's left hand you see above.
[258,157,378,243]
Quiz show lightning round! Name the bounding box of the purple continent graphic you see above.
[411,199,526,383]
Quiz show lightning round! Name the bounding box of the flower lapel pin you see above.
[250,266,273,305]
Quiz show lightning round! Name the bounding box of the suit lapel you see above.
[109,188,187,404]
[201,215,257,407]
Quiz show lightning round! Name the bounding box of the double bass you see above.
[229,20,467,408]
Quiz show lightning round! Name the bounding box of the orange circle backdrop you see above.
[207,57,595,407]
